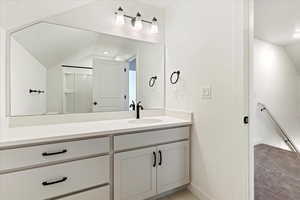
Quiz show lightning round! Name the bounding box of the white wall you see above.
[251,39,300,149]
[165,0,248,200]
[10,38,47,116]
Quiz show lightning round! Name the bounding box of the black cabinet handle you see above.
[153,152,157,167]
[158,150,162,166]
[42,149,67,157]
[42,177,68,186]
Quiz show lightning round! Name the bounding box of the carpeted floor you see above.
[255,144,300,200]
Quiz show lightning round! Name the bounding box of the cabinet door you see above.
[157,141,190,193]
[114,147,157,200]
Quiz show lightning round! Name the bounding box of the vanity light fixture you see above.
[151,17,159,33]
[114,7,158,33]
[115,7,125,25]
[132,12,143,30]
[294,30,300,39]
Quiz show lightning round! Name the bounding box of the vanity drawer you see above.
[58,186,110,200]
[0,137,109,172]
[114,127,189,151]
[0,156,110,200]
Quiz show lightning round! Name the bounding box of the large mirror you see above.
[9,22,164,116]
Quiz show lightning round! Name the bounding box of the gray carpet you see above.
[255,144,300,200]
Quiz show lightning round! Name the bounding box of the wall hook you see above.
[149,76,158,87]
[29,89,45,94]
[170,71,180,84]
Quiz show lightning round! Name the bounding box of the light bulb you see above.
[115,7,125,25]
[150,17,158,33]
[133,12,143,30]
[294,32,300,39]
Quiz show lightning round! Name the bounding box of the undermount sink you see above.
[128,119,163,124]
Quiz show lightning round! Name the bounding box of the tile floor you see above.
[159,190,199,200]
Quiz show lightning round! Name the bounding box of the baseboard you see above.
[147,185,188,200]
[188,183,215,200]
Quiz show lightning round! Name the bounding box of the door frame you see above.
[246,0,254,199]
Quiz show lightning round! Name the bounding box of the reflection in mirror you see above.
[10,23,164,116]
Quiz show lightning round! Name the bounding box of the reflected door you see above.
[93,59,129,112]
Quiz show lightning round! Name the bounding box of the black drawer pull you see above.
[42,177,68,186]
[158,150,162,166]
[153,152,157,167]
[42,149,67,156]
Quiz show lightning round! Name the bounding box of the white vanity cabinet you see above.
[114,127,190,200]
[0,136,111,200]
[156,141,190,193]
[114,147,157,200]
[0,156,110,200]
[0,137,110,172]
[57,186,110,200]
[0,125,190,200]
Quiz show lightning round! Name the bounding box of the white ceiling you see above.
[134,0,172,8]
[12,23,138,68]
[254,0,300,45]
[0,0,97,29]
[255,0,300,73]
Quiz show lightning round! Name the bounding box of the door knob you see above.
[93,101,98,106]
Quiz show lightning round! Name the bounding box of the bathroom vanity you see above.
[0,116,191,200]
[0,3,192,199]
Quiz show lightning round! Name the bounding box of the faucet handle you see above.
[129,101,136,111]
[137,101,144,110]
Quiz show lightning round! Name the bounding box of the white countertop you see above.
[0,116,192,149]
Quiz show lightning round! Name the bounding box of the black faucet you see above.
[136,101,144,119]
[129,101,136,111]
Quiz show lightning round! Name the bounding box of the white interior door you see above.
[157,141,190,193]
[93,59,129,112]
[114,147,157,200]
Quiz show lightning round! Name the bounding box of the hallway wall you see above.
[252,38,300,149]
[165,0,249,200]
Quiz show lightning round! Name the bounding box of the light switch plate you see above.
[201,86,212,99]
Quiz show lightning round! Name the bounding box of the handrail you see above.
[257,103,299,153]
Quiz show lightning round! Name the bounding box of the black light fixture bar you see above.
[114,12,154,24]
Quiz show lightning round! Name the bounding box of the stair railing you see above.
[257,102,299,153]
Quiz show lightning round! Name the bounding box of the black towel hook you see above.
[29,89,45,94]
[149,76,158,87]
[170,71,180,84]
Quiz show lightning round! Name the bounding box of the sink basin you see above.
[128,119,163,124]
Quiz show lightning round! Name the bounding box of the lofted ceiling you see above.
[134,0,172,8]
[255,0,300,73]
[0,0,97,29]
[0,0,169,30]
[254,0,300,45]
[12,23,138,68]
